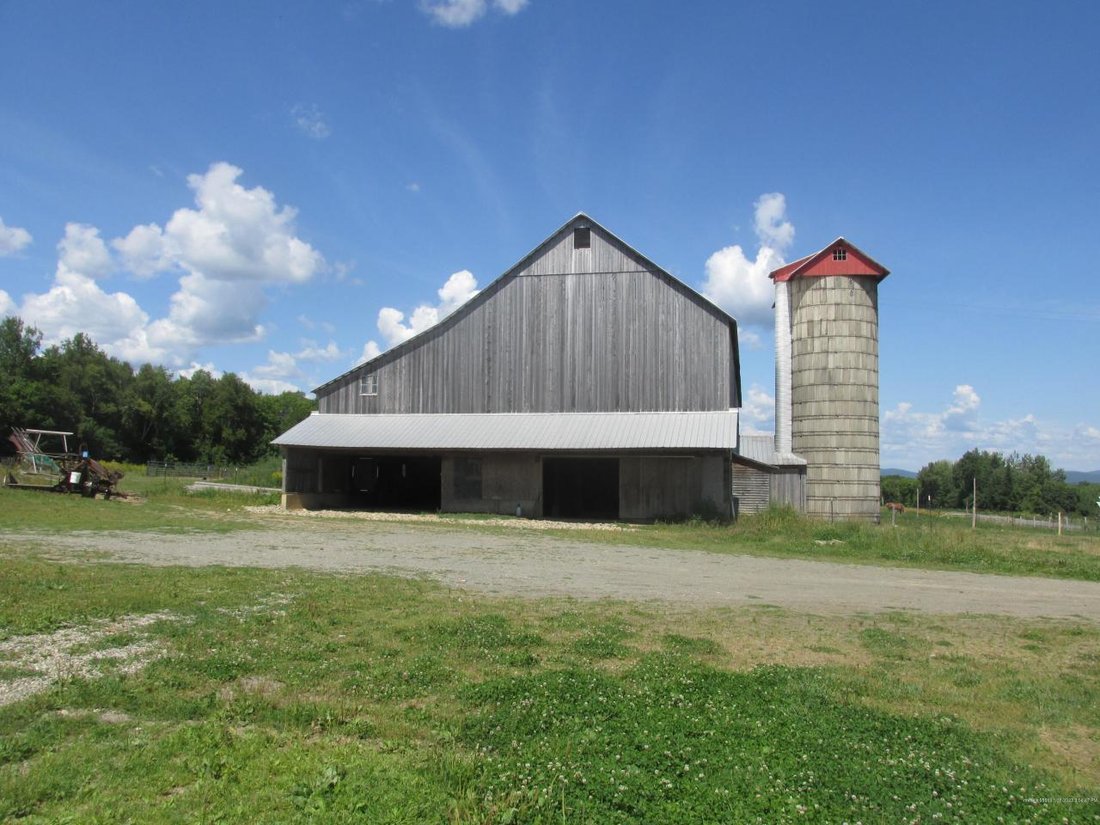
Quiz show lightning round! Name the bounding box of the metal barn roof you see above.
[273,410,739,452]
[736,434,807,467]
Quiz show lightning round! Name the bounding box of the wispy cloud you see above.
[241,349,304,395]
[882,384,1100,470]
[421,0,528,27]
[291,103,332,140]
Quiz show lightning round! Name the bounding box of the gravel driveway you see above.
[11,517,1100,621]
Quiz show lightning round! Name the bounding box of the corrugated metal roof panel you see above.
[737,434,807,467]
[273,410,740,452]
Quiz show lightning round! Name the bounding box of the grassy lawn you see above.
[0,550,1097,823]
[490,507,1100,583]
[0,472,278,535]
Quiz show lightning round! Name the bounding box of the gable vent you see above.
[573,227,591,249]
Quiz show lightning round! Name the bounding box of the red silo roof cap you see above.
[769,238,889,282]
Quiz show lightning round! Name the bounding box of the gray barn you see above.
[274,216,890,521]
[275,215,741,520]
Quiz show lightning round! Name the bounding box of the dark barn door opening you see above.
[352,455,441,511]
[543,457,619,520]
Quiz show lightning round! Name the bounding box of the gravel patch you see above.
[243,505,634,531]
[0,611,180,707]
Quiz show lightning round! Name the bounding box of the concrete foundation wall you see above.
[790,275,881,521]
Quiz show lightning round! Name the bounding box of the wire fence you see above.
[939,510,1095,532]
[145,461,233,479]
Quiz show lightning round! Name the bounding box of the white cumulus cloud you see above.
[177,362,223,380]
[20,265,152,359]
[357,340,382,365]
[702,192,794,328]
[149,274,269,349]
[166,162,325,284]
[364,269,479,354]
[13,163,325,368]
[740,383,776,435]
[0,217,33,256]
[113,223,173,278]
[0,289,16,317]
[113,162,324,287]
[753,192,795,250]
[59,223,113,279]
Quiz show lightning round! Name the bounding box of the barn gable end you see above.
[316,214,740,416]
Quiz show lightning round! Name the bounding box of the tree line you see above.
[0,317,314,465]
[882,449,1099,518]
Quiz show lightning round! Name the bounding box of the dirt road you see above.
[10,516,1099,621]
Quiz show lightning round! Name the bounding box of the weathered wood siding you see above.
[770,467,806,512]
[317,225,737,415]
[619,455,729,520]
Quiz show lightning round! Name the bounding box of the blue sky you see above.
[1,0,1098,471]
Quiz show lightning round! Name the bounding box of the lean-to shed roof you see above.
[735,434,807,467]
[274,410,739,452]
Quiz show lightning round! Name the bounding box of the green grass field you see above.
[2,479,1099,821]
[1,551,1098,821]
[0,471,279,535]
[551,506,1100,582]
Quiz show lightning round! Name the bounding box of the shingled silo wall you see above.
[789,275,881,521]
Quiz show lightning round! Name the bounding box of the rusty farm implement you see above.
[3,427,125,499]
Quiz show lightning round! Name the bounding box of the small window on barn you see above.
[454,457,482,500]
[573,227,591,249]
[359,373,378,396]
[832,247,847,261]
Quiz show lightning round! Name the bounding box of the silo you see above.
[770,239,889,521]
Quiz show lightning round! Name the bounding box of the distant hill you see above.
[1066,470,1100,484]
[881,468,917,478]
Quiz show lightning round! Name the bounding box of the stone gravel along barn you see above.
[274,214,889,521]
